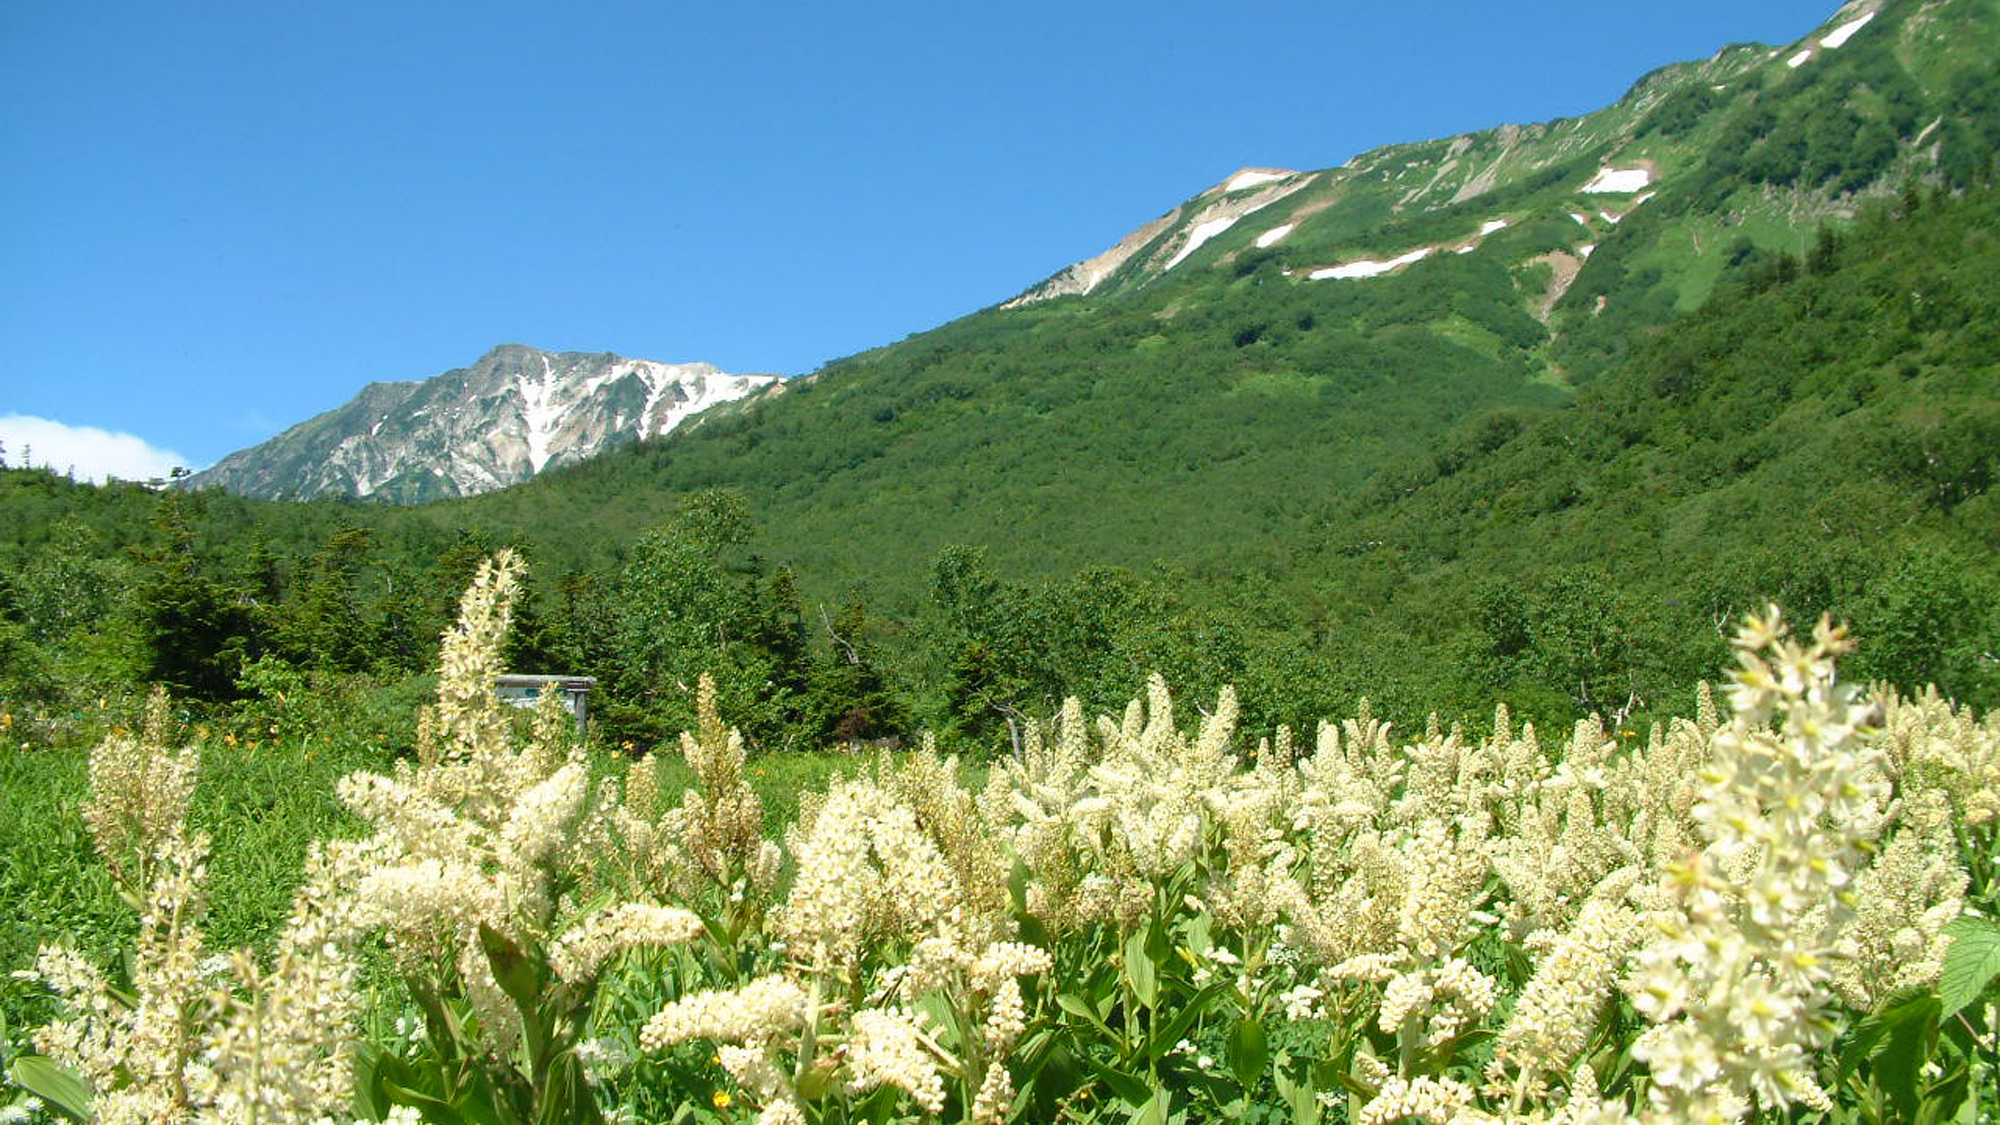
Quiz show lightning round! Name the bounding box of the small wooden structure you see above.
[494,674,597,737]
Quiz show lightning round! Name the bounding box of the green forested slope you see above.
[433,0,1998,604]
[1277,186,2000,726]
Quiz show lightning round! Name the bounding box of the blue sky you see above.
[2,0,1845,475]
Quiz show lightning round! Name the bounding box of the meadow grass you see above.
[0,728,942,1056]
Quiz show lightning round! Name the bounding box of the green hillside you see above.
[440,0,2000,602]
[3,0,1996,751]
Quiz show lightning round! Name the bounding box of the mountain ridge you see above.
[184,344,782,503]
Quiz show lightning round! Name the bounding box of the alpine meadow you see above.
[3,0,2000,1123]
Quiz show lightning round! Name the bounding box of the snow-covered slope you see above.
[184,345,781,502]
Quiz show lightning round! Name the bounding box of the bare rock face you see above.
[184,345,781,502]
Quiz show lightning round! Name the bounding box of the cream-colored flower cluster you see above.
[550,902,705,983]
[962,605,1981,1124]
[325,550,702,1073]
[1877,684,2000,827]
[35,709,357,1124]
[1622,610,1886,1123]
[639,973,810,1051]
[80,686,200,900]
[845,1007,948,1114]
[621,674,783,906]
[1489,898,1645,1096]
[640,742,1051,1123]
[776,777,964,962]
[1829,789,1966,1010]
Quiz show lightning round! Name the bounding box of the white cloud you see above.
[0,414,198,484]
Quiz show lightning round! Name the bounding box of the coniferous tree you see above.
[128,491,249,700]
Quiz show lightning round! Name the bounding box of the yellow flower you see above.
[711,1089,732,1109]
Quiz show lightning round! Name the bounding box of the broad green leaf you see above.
[536,1053,605,1125]
[1085,1056,1156,1107]
[1057,991,1117,1038]
[379,1076,469,1125]
[861,1083,900,1125]
[1147,982,1228,1059]
[1869,992,1940,1124]
[1125,929,1158,1010]
[1129,1086,1170,1125]
[9,1056,93,1123]
[1183,912,1213,958]
[795,1062,835,1101]
[1274,1068,1319,1125]
[478,922,542,1015]
[1227,1017,1268,1090]
[1016,911,1053,955]
[1939,916,2000,1017]
[350,1041,388,1120]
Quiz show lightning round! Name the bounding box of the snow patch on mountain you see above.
[1310,245,1435,280]
[1821,10,1874,48]
[1166,216,1242,269]
[518,354,560,473]
[1003,209,1183,307]
[1788,49,1814,67]
[1009,170,1314,304]
[1581,167,1652,193]
[1255,223,1296,248]
[1224,169,1291,192]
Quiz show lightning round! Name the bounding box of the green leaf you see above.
[1124,929,1158,1010]
[379,1076,470,1125]
[1183,912,1213,958]
[536,1053,605,1125]
[1129,1086,1170,1125]
[1869,992,1941,1124]
[478,922,542,1015]
[9,1055,94,1123]
[1939,916,2000,1017]
[795,1063,835,1102]
[1057,991,1118,1039]
[1273,1068,1319,1125]
[1227,1017,1268,1090]
[1147,982,1228,1059]
[1016,911,1053,955]
[350,1041,388,1121]
[1085,1056,1156,1107]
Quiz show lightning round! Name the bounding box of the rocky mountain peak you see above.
[183,346,781,502]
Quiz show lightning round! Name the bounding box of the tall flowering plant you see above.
[20,689,361,1125]
[1622,610,1887,1123]
[330,550,704,1124]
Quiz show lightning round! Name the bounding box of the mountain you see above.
[1002,0,1995,378]
[442,0,1998,600]
[184,345,782,502]
[6,0,1997,742]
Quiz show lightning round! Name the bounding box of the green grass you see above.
[0,729,967,1056]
